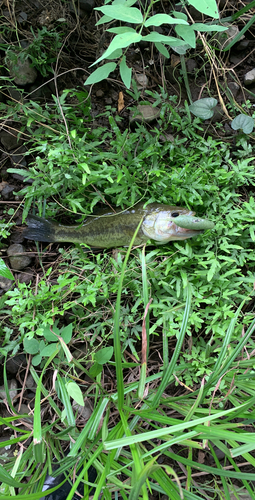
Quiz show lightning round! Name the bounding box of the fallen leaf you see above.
[118,91,124,113]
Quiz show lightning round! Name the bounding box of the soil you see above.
[0,0,255,497]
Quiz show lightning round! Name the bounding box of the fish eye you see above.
[171,212,179,217]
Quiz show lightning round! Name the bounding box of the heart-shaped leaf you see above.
[189,98,218,119]
[231,114,254,134]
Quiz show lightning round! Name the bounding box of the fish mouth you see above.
[173,224,204,239]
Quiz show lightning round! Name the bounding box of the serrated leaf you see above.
[0,258,14,280]
[94,346,113,365]
[187,0,219,19]
[94,5,143,24]
[192,23,228,32]
[231,114,254,134]
[207,258,220,282]
[175,25,196,48]
[92,32,142,66]
[155,42,170,58]
[144,14,188,28]
[85,62,117,85]
[120,56,132,88]
[66,382,84,406]
[189,98,218,119]
[23,338,39,355]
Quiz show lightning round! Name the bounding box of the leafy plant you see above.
[85,0,227,87]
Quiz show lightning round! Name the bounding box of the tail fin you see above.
[23,215,57,242]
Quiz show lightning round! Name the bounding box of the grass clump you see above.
[1,79,255,498]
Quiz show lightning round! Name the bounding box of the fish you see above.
[23,203,214,249]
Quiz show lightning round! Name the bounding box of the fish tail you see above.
[23,215,58,242]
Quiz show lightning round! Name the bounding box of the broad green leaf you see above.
[192,23,228,32]
[107,27,136,34]
[105,48,123,60]
[23,338,39,355]
[120,56,132,88]
[0,258,14,280]
[187,0,219,19]
[89,362,103,378]
[40,343,59,357]
[144,14,188,28]
[155,42,170,58]
[92,33,142,66]
[172,43,191,54]
[94,346,113,365]
[95,14,112,26]
[172,11,188,22]
[142,33,187,46]
[85,62,117,84]
[175,25,196,48]
[94,5,143,24]
[189,97,218,119]
[32,354,42,366]
[60,323,73,344]
[231,114,254,134]
[43,325,59,342]
[66,381,84,406]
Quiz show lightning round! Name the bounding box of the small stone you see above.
[1,184,15,200]
[244,68,255,86]
[186,58,197,73]
[236,39,250,51]
[6,51,37,86]
[0,131,23,151]
[130,104,160,124]
[0,276,13,291]
[7,244,32,270]
[105,97,112,105]
[72,399,93,420]
[134,73,148,90]
[215,24,242,51]
[25,374,36,392]
[0,379,18,401]
[17,272,33,284]
[6,354,26,374]
[96,89,104,98]
[210,105,223,124]
[78,0,95,12]
[228,81,240,98]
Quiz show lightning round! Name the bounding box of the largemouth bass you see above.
[23,203,214,248]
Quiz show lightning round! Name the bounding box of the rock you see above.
[0,130,23,151]
[244,68,255,86]
[0,276,13,291]
[229,54,242,66]
[134,73,149,90]
[210,105,223,124]
[96,89,104,98]
[7,244,32,270]
[0,379,18,401]
[186,58,197,74]
[236,39,250,51]
[72,399,93,420]
[1,184,15,200]
[25,374,36,392]
[130,104,160,124]
[228,81,240,98]
[17,272,33,284]
[6,51,37,86]
[6,354,26,374]
[215,24,243,51]
[78,0,95,13]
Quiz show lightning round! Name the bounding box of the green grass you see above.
[1,75,255,498]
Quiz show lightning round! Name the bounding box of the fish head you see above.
[142,206,214,242]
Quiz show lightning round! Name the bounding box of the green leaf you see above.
[40,343,59,357]
[105,48,123,60]
[85,63,117,85]
[172,11,188,22]
[94,346,113,365]
[155,42,170,58]
[187,0,219,19]
[189,97,218,119]
[175,25,196,48]
[231,114,254,134]
[32,354,42,366]
[192,23,228,32]
[0,258,14,280]
[66,381,84,406]
[172,44,191,55]
[0,464,23,487]
[207,258,220,282]
[89,362,103,378]
[23,338,40,355]
[142,33,187,46]
[92,33,142,66]
[60,323,73,344]
[94,5,143,24]
[95,14,112,26]
[107,27,136,34]
[144,14,188,28]
[120,56,132,88]
[43,325,59,342]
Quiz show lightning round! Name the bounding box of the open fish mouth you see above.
[173,224,204,239]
